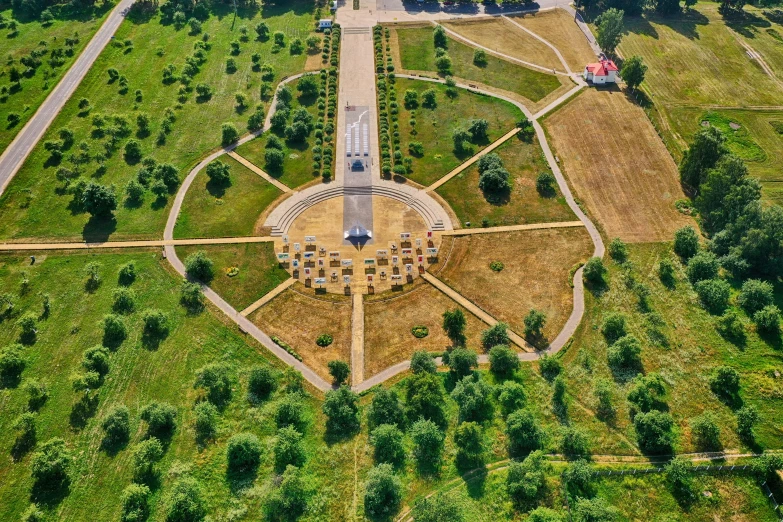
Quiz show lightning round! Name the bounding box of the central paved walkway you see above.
[351,293,365,385]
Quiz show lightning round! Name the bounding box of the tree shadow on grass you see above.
[69,392,100,430]
[141,329,170,351]
[725,10,770,38]
[101,434,130,457]
[206,178,231,199]
[82,215,117,243]
[226,467,260,496]
[11,432,36,462]
[31,479,70,508]
[759,330,782,351]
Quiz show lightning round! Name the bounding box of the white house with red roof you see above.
[583,59,619,85]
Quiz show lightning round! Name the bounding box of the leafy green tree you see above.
[411,493,465,522]
[595,8,624,55]
[13,412,36,456]
[478,167,510,195]
[194,401,217,442]
[142,309,169,339]
[265,148,284,170]
[696,154,761,235]
[205,160,230,185]
[489,345,519,377]
[620,55,646,90]
[265,465,311,522]
[451,375,493,422]
[255,22,270,40]
[506,450,549,504]
[536,171,556,197]
[101,404,131,447]
[227,433,262,473]
[248,365,277,403]
[560,426,590,458]
[563,459,593,497]
[411,418,445,471]
[0,344,25,388]
[24,379,48,411]
[370,424,405,466]
[686,251,719,283]
[82,345,110,377]
[421,88,437,109]
[736,405,759,441]
[498,380,526,416]
[124,139,142,163]
[433,25,448,48]
[17,313,38,344]
[364,463,402,520]
[582,257,607,286]
[601,313,627,344]
[121,483,150,522]
[737,279,774,314]
[473,48,487,66]
[112,287,136,314]
[322,386,360,438]
[102,314,127,347]
[679,127,725,191]
[527,507,565,522]
[523,310,546,343]
[506,409,543,457]
[451,127,472,154]
[31,438,70,492]
[184,251,214,283]
[572,497,619,522]
[593,378,616,420]
[454,421,484,468]
[607,335,643,374]
[403,89,419,109]
[538,354,562,381]
[132,437,163,482]
[627,373,666,414]
[608,237,628,262]
[410,351,437,375]
[194,362,232,407]
[447,347,477,378]
[710,365,740,403]
[81,182,118,217]
[658,256,676,286]
[406,372,446,427]
[328,360,350,386]
[690,411,722,451]
[274,426,306,472]
[695,278,731,314]
[666,457,695,503]
[140,402,177,439]
[755,305,781,336]
[368,386,405,429]
[221,122,239,146]
[164,477,206,522]
[467,119,489,142]
[634,410,676,454]
[481,322,509,350]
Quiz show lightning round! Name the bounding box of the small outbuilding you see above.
[583,59,619,85]
[319,19,333,31]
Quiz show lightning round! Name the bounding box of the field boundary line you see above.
[426,127,519,191]
[226,151,292,193]
[0,236,275,251]
[239,278,295,317]
[440,221,584,236]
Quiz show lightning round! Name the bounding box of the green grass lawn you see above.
[394,26,564,103]
[0,250,355,521]
[234,76,321,190]
[392,78,523,186]
[173,155,281,239]
[0,0,314,242]
[175,243,289,311]
[436,136,575,227]
[0,3,113,152]
[561,242,783,454]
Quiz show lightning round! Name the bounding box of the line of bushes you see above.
[374,26,404,178]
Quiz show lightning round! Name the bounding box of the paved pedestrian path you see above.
[441,221,584,236]
[226,151,291,193]
[0,236,274,251]
[239,277,295,317]
[351,293,365,386]
[426,126,519,192]
[421,272,533,351]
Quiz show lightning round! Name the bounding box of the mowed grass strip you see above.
[0,1,314,242]
[0,4,112,152]
[176,243,289,311]
[437,227,593,344]
[510,9,599,72]
[436,135,575,227]
[393,78,522,186]
[544,88,692,243]
[363,284,485,378]
[248,287,352,382]
[0,251,349,521]
[393,26,564,103]
[174,155,282,239]
[235,76,321,190]
[441,17,563,71]
[618,4,783,107]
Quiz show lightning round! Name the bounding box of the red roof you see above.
[585,60,618,77]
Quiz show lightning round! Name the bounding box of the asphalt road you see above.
[0,0,137,196]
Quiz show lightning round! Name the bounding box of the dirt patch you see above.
[544,88,692,242]
[248,287,352,382]
[364,283,485,377]
[437,227,593,342]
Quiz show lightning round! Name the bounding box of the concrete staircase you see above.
[264,182,449,236]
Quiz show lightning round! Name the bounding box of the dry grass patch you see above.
[544,88,692,242]
[364,284,485,378]
[442,17,563,71]
[437,227,593,343]
[248,287,351,382]
[509,10,599,72]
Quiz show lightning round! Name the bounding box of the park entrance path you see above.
[440,221,584,236]
[0,0,136,196]
[239,278,295,317]
[351,293,365,386]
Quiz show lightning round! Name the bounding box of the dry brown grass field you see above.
[436,227,593,343]
[442,17,563,71]
[545,88,693,242]
[363,284,485,378]
[248,287,352,381]
[510,10,599,72]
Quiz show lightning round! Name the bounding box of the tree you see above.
[221,122,239,146]
[404,89,419,109]
[447,347,477,378]
[679,127,726,191]
[481,322,509,350]
[442,309,466,346]
[406,372,446,427]
[498,380,526,416]
[102,404,131,447]
[227,433,262,473]
[132,437,163,482]
[421,88,437,109]
[582,257,606,286]
[0,343,24,388]
[563,459,593,497]
[527,507,565,522]
[121,483,150,522]
[627,373,666,414]
[737,279,774,314]
[634,410,676,454]
[473,48,487,66]
[142,309,169,339]
[255,21,270,40]
[275,393,308,432]
[433,25,447,49]
[205,160,230,185]
[594,378,616,420]
[524,309,546,343]
[539,354,562,381]
[364,463,402,520]
[82,345,110,377]
[506,450,549,504]
[690,411,721,451]
[265,148,284,170]
[13,412,36,456]
[489,345,520,377]
[17,313,38,344]
[686,250,719,283]
[31,438,71,492]
[184,251,214,283]
[306,35,320,51]
[572,497,619,522]
[297,74,319,97]
[322,386,360,438]
[140,402,177,438]
[478,167,510,194]
[666,457,695,503]
[696,154,760,235]
[124,139,142,163]
[410,351,437,375]
[24,379,48,411]
[274,31,285,47]
[274,426,306,472]
[451,127,472,154]
[370,424,405,465]
[165,477,206,522]
[468,119,489,142]
[248,365,277,403]
[536,172,556,197]
[82,182,118,217]
[608,237,628,263]
[411,493,465,522]
[620,55,646,90]
[411,418,445,470]
[454,421,484,468]
[601,313,627,344]
[368,386,405,429]
[695,278,731,314]
[194,362,232,407]
[755,305,781,336]
[194,401,218,442]
[595,8,624,55]
[560,426,590,458]
[102,314,127,347]
[506,409,543,457]
[451,375,493,422]
[710,365,740,401]
[265,465,311,521]
[736,405,759,441]
[607,335,643,374]
[327,360,350,386]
